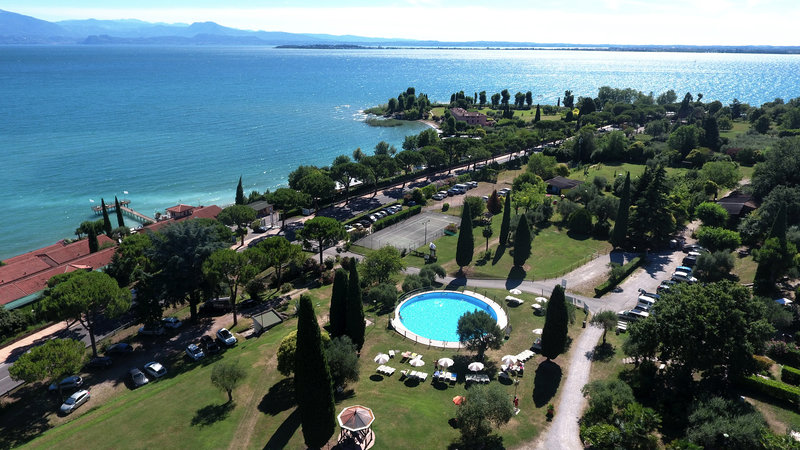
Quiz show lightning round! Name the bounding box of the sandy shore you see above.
[417,119,440,130]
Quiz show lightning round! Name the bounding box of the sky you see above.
[6,0,800,46]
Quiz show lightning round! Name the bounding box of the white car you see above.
[671,271,697,284]
[60,389,90,414]
[144,361,167,379]
[161,317,182,329]
[618,309,649,321]
[217,328,238,347]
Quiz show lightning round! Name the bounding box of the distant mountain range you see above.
[2,9,799,53]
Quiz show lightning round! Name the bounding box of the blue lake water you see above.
[2,46,800,259]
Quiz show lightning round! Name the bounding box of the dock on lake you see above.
[92,200,155,223]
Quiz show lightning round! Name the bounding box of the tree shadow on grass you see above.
[508,266,527,280]
[191,402,235,427]
[492,244,506,265]
[0,384,55,449]
[566,231,590,241]
[263,408,301,450]
[588,343,615,362]
[258,378,296,416]
[448,434,505,450]
[533,359,563,407]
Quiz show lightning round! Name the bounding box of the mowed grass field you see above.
[14,284,586,450]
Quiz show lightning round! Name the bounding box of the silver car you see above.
[129,368,149,387]
[60,389,90,414]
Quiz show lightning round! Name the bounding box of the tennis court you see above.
[355,211,455,251]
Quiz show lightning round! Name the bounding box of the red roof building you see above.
[144,205,222,233]
[0,235,117,308]
[450,107,491,126]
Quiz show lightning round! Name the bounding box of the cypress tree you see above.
[294,295,336,449]
[114,196,125,228]
[541,284,568,360]
[100,198,112,236]
[346,261,365,350]
[513,214,532,267]
[769,203,788,252]
[534,104,541,122]
[329,269,348,337]
[235,176,245,205]
[610,172,630,248]
[456,202,474,271]
[499,193,511,245]
[87,227,99,253]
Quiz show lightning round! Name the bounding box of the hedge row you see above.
[782,365,800,386]
[739,375,800,410]
[594,256,643,297]
[373,205,422,232]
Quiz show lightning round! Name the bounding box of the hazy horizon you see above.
[5,0,800,46]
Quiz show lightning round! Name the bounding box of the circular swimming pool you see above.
[393,290,508,346]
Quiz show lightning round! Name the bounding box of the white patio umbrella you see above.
[409,358,425,367]
[532,328,543,335]
[437,357,454,369]
[374,353,390,365]
[509,288,522,295]
[467,361,484,372]
[535,296,548,303]
[501,355,518,366]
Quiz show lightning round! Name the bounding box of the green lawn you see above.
[719,120,750,140]
[405,207,610,281]
[12,282,586,450]
[568,162,688,185]
[733,253,758,284]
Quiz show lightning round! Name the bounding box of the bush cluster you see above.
[782,365,800,386]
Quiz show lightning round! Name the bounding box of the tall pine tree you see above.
[235,176,245,205]
[87,227,99,253]
[114,196,125,228]
[329,269,348,337]
[541,284,568,360]
[346,261,365,350]
[513,214,532,267]
[294,295,336,449]
[534,104,541,122]
[456,202,474,271]
[499,192,512,245]
[100,198,112,236]
[610,172,630,248]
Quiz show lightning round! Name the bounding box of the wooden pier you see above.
[91,200,155,223]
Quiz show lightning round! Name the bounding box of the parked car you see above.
[129,368,149,387]
[675,266,693,275]
[217,328,237,347]
[106,343,134,355]
[683,243,706,253]
[481,195,489,202]
[144,361,167,379]
[60,389,90,414]
[238,298,258,310]
[200,334,221,354]
[49,375,83,392]
[467,181,478,189]
[185,344,205,361]
[138,324,166,336]
[682,255,698,267]
[432,193,446,200]
[161,316,182,329]
[85,356,113,370]
[618,309,649,321]
[638,290,661,300]
[657,280,676,293]
[671,271,697,284]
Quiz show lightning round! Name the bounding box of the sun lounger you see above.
[389,350,396,358]
[416,372,428,382]
[448,372,457,384]
[479,374,490,383]
[400,369,409,380]
[383,365,396,376]
[401,351,412,361]
[505,295,524,305]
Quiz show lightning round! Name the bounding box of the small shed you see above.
[252,309,283,334]
[544,176,583,195]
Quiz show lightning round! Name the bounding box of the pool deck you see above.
[391,290,509,349]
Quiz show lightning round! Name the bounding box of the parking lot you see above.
[354,211,454,251]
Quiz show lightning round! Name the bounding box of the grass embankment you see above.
[733,253,758,284]
[14,284,585,450]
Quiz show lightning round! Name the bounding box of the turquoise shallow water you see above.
[399,291,498,342]
[2,46,800,259]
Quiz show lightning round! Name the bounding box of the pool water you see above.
[398,291,498,343]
